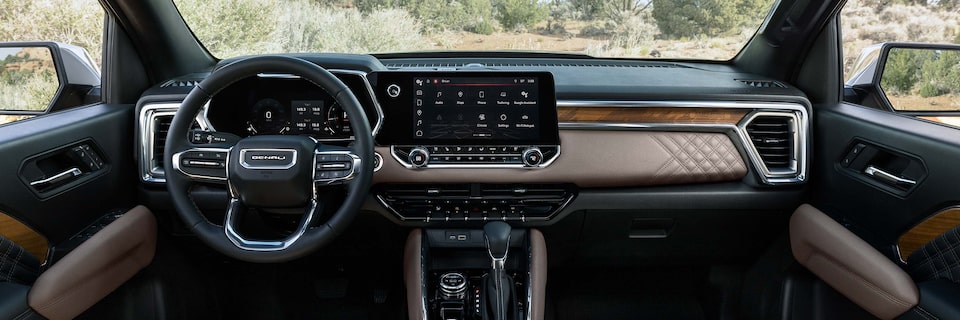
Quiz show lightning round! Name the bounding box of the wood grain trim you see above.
[557,107,750,124]
[899,207,960,261]
[0,212,48,262]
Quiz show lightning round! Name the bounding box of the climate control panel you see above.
[391,145,559,169]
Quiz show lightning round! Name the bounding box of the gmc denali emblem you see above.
[250,155,287,161]
[239,149,297,170]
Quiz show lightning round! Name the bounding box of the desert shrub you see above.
[570,0,607,19]
[278,5,426,53]
[495,0,546,31]
[175,0,281,57]
[0,0,104,65]
[408,0,497,34]
[579,21,618,37]
[608,11,659,48]
[0,70,58,111]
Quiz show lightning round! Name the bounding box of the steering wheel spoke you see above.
[223,197,321,251]
[172,147,230,183]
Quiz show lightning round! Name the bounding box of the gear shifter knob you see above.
[484,221,511,261]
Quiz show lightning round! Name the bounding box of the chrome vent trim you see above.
[138,103,212,183]
[556,100,808,185]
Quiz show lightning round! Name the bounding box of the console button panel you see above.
[391,145,559,168]
[376,183,576,223]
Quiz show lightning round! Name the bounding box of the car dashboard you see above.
[135,54,810,264]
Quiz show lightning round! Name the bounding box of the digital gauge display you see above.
[291,100,325,135]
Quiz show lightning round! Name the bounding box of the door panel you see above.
[0,103,137,247]
[812,102,960,318]
[812,103,960,252]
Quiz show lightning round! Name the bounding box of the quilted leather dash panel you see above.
[648,132,747,184]
[907,226,960,284]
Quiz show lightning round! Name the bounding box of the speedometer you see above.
[247,98,290,135]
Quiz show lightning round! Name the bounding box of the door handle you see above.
[29,168,82,189]
[864,166,917,186]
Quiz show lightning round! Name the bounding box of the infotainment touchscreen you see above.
[371,71,558,146]
[414,76,540,140]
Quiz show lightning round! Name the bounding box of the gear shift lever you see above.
[483,221,513,320]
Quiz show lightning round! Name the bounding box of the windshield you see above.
[174,0,775,60]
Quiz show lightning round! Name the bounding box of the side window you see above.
[0,0,105,126]
[841,1,960,126]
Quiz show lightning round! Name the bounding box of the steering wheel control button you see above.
[173,149,229,181]
[386,84,401,98]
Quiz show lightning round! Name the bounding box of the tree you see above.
[651,0,768,39]
[880,48,924,94]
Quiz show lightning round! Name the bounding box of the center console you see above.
[404,225,548,320]
[374,71,556,320]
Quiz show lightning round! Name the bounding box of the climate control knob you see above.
[522,147,544,167]
[409,147,429,168]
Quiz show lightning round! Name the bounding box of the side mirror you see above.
[856,42,960,114]
[0,42,100,124]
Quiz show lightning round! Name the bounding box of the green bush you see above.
[0,0,104,65]
[407,0,497,34]
[881,48,923,94]
[651,0,770,39]
[495,0,546,31]
[175,0,281,57]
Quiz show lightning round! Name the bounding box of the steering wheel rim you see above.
[164,55,374,263]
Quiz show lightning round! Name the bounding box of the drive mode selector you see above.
[522,147,544,167]
[439,272,467,300]
[408,147,429,168]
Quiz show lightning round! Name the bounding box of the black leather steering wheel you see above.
[164,56,374,263]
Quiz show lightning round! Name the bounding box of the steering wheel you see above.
[164,56,374,263]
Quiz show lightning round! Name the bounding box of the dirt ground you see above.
[886,94,960,111]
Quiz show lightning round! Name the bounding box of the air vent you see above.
[160,80,201,88]
[737,79,786,88]
[153,115,173,169]
[746,115,796,171]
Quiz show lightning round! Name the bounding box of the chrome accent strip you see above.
[171,147,230,182]
[333,69,386,137]
[865,165,917,186]
[223,197,318,251]
[238,148,298,170]
[419,230,429,320]
[738,111,804,182]
[554,100,809,185]
[526,234,534,320]
[373,152,384,172]
[29,168,82,187]
[389,145,561,169]
[138,102,212,183]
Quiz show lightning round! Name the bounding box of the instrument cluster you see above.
[206,73,379,141]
